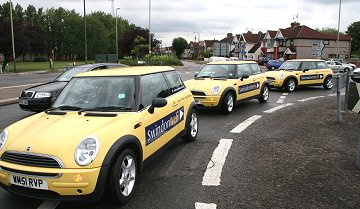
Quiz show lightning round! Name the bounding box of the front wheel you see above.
[323,76,333,90]
[182,109,199,142]
[258,85,269,103]
[107,149,137,204]
[221,93,234,114]
[284,78,296,92]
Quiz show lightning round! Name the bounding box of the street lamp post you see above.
[337,0,342,59]
[148,0,151,65]
[9,0,16,73]
[116,8,120,62]
[84,0,88,64]
[194,32,200,59]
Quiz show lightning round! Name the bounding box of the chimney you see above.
[291,21,300,28]
[227,33,233,38]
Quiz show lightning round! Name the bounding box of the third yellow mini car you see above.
[184,61,269,114]
[0,66,198,204]
[265,59,334,92]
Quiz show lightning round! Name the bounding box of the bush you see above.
[33,57,47,62]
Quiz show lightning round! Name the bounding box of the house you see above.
[213,33,234,57]
[262,22,352,60]
[241,32,265,60]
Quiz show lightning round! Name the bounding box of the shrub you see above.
[33,57,47,62]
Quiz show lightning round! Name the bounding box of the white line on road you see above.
[195,202,217,209]
[297,96,325,102]
[276,93,288,104]
[328,94,337,97]
[276,99,284,104]
[0,83,43,90]
[279,96,286,99]
[202,139,233,186]
[264,103,294,113]
[282,93,289,96]
[37,201,61,209]
[230,115,262,133]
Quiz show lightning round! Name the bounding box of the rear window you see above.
[316,62,328,69]
[164,71,185,95]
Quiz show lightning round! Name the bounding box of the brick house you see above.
[262,22,351,60]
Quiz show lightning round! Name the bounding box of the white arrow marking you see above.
[179,109,184,120]
[256,83,260,88]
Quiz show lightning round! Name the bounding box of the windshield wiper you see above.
[45,105,82,114]
[78,106,132,114]
[195,75,212,79]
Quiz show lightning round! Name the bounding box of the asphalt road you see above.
[0,61,348,209]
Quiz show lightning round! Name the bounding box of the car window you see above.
[249,64,262,75]
[92,65,107,70]
[140,73,170,108]
[197,64,235,79]
[55,67,90,82]
[279,61,301,71]
[300,62,317,70]
[163,71,185,95]
[237,64,252,78]
[316,62,328,69]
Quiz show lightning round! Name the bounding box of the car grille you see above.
[0,166,60,178]
[191,91,207,96]
[1,151,63,169]
[20,91,35,98]
[266,77,276,80]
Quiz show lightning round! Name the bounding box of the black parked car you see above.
[18,63,127,112]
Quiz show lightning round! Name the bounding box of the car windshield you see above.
[53,76,135,112]
[278,61,301,71]
[197,64,235,79]
[55,67,92,82]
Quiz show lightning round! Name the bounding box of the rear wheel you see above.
[182,109,199,142]
[323,76,333,89]
[258,85,269,103]
[221,92,234,114]
[107,149,137,204]
[284,78,296,92]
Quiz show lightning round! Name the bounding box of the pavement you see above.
[211,96,360,208]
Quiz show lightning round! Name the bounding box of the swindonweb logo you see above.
[300,74,323,81]
[238,82,260,94]
[146,107,184,145]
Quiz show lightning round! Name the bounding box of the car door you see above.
[236,64,259,101]
[140,73,183,159]
[298,61,324,85]
[249,64,263,96]
[163,71,187,131]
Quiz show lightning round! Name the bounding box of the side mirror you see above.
[240,75,249,81]
[303,69,309,72]
[148,98,167,114]
[194,73,199,78]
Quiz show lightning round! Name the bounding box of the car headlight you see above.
[75,136,100,166]
[0,130,8,151]
[279,74,285,80]
[211,85,221,95]
[34,92,51,98]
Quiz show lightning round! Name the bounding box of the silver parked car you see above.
[325,60,353,73]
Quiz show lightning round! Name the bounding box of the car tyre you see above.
[284,78,296,92]
[323,76,333,90]
[182,109,199,142]
[258,85,269,103]
[221,92,234,114]
[344,68,350,73]
[271,66,275,70]
[107,149,137,204]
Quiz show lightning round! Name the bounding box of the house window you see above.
[324,40,329,45]
[290,40,294,46]
[279,39,286,47]
[328,54,338,59]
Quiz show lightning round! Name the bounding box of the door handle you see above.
[173,102,178,107]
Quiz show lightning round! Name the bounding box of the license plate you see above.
[19,99,28,105]
[10,175,48,190]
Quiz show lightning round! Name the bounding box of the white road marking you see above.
[264,103,294,113]
[282,93,289,96]
[279,96,286,99]
[202,139,233,186]
[37,201,61,209]
[276,93,288,104]
[298,96,325,102]
[0,83,43,90]
[276,99,284,104]
[195,202,217,209]
[328,94,337,97]
[341,92,345,95]
[230,115,262,133]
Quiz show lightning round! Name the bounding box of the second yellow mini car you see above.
[184,61,270,114]
[0,66,198,204]
[265,59,334,92]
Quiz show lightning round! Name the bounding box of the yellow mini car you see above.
[0,66,199,203]
[184,61,269,114]
[265,59,334,92]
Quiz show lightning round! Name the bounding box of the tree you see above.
[346,21,360,54]
[131,36,148,59]
[172,37,188,59]
[316,27,345,35]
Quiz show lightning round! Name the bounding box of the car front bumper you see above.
[268,79,284,88]
[193,95,221,107]
[18,97,52,112]
[0,161,108,201]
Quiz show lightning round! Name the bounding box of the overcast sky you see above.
[12,0,360,46]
